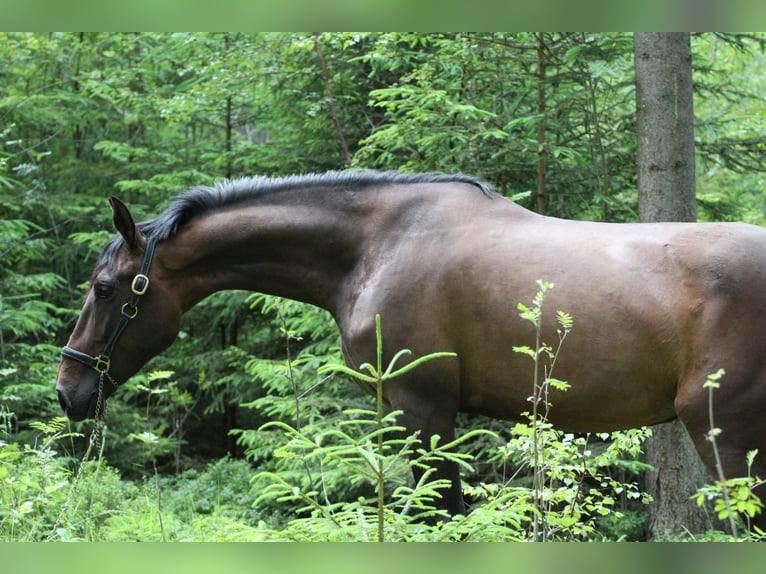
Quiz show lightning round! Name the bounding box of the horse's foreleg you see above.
[396,404,465,520]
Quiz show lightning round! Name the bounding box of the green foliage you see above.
[355,33,641,220]
[251,314,474,541]
[0,213,69,436]
[1,411,265,542]
[250,413,467,541]
[95,457,264,542]
[0,418,71,541]
[1,410,127,542]
[695,477,764,523]
[693,35,766,226]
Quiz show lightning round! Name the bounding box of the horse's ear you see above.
[109,196,147,252]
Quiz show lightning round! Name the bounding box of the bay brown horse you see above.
[56,170,766,528]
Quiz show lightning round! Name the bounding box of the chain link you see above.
[46,373,110,541]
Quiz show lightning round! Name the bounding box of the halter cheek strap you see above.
[61,237,157,388]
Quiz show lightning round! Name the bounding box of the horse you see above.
[56,170,766,529]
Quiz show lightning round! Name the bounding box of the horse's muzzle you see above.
[55,384,95,421]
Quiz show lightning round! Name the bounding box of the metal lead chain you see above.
[46,373,109,541]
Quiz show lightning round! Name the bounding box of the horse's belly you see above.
[452,277,683,432]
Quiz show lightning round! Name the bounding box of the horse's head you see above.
[56,197,182,421]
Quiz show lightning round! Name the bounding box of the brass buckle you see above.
[93,355,111,373]
[131,274,149,295]
[121,302,139,319]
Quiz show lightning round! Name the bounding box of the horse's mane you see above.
[98,170,497,266]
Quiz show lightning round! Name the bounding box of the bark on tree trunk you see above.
[635,32,696,223]
[634,32,715,538]
[535,32,548,215]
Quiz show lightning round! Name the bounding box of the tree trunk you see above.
[635,33,696,223]
[634,32,714,538]
[535,32,548,215]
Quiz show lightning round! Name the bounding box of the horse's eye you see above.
[94,283,115,299]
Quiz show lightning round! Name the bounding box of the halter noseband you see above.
[61,237,157,389]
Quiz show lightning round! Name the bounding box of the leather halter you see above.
[61,237,157,388]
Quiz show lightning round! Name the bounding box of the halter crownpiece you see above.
[61,237,157,388]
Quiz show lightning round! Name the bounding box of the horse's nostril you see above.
[56,388,69,412]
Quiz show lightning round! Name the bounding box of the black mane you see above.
[98,170,496,266]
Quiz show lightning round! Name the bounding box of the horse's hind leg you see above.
[675,366,766,533]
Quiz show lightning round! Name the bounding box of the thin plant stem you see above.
[705,369,737,538]
[276,305,321,503]
[374,314,385,542]
[531,303,543,541]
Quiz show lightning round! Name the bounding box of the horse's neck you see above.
[157,195,371,313]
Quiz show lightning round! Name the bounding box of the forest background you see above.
[2,32,766,542]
